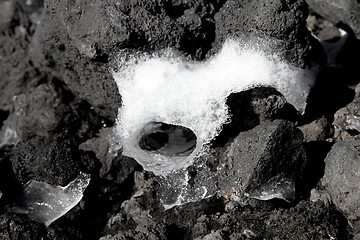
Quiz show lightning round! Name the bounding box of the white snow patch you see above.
[111,37,316,176]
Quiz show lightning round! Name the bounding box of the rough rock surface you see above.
[0,212,47,240]
[321,136,360,222]
[9,136,94,185]
[102,190,350,240]
[217,120,306,202]
[298,116,332,142]
[0,1,38,111]
[3,80,101,145]
[306,0,360,39]
[213,0,323,68]
[212,87,294,147]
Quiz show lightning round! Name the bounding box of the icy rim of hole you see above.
[110,37,317,176]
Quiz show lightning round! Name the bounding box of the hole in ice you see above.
[139,122,197,157]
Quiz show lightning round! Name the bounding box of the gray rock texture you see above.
[9,136,93,185]
[213,0,323,68]
[321,136,360,221]
[306,0,360,39]
[3,80,101,145]
[0,212,47,240]
[212,87,293,147]
[0,1,37,112]
[298,116,332,142]
[218,120,307,202]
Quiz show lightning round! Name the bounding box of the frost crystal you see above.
[111,37,316,176]
[9,172,90,226]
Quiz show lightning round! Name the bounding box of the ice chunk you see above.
[111,37,316,176]
[245,175,295,202]
[158,163,218,210]
[9,172,90,226]
[0,127,19,148]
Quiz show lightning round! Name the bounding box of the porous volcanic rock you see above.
[0,212,47,240]
[298,116,332,142]
[212,87,293,147]
[321,136,360,222]
[0,1,38,111]
[217,120,307,202]
[213,0,324,68]
[9,136,93,185]
[3,80,101,145]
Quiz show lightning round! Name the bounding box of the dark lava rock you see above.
[263,200,350,239]
[0,1,38,112]
[102,171,164,240]
[306,0,360,39]
[298,116,333,142]
[321,136,360,222]
[218,120,307,202]
[213,0,324,68]
[0,212,47,240]
[3,79,101,145]
[9,136,86,185]
[212,87,294,147]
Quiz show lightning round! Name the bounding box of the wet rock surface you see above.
[0,0,360,239]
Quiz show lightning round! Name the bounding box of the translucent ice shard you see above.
[111,37,316,176]
[245,175,295,202]
[158,162,218,210]
[0,127,19,148]
[9,172,90,226]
